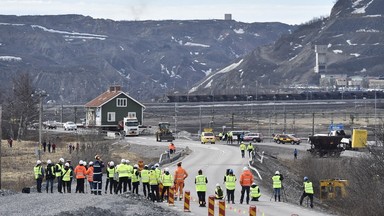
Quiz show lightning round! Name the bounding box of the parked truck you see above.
[308,129,368,157]
[122,112,139,136]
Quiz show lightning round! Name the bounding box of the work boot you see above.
[275,195,277,202]
[278,195,281,202]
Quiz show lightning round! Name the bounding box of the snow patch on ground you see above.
[350,53,361,57]
[202,68,212,76]
[204,79,213,89]
[361,68,367,73]
[31,25,108,40]
[333,50,343,54]
[293,44,303,50]
[0,56,22,62]
[332,34,343,38]
[184,42,210,48]
[364,14,382,17]
[233,28,245,34]
[254,33,260,37]
[346,40,357,46]
[189,59,243,93]
[327,43,332,48]
[0,22,25,26]
[289,55,298,61]
[356,29,380,32]
[352,0,374,14]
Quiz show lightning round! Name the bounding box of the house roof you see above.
[85,90,145,109]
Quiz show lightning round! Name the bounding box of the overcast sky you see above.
[1,0,335,24]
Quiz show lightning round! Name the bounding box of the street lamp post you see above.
[32,90,48,160]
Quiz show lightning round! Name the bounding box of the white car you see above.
[64,121,77,130]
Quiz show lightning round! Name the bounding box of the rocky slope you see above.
[0,15,292,103]
[190,0,384,95]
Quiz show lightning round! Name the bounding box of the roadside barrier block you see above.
[219,200,225,216]
[208,195,215,216]
[184,190,191,212]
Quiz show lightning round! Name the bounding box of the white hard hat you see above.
[155,163,159,167]
[134,164,138,168]
[65,162,70,167]
[36,160,42,165]
[126,159,130,164]
[83,161,87,166]
[47,160,52,164]
[59,158,64,163]
[110,161,115,166]
[121,159,125,163]
[89,161,94,165]
[79,160,83,164]
[216,183,220,187]
[275,171,280,175]
[252,182,257,185]
[243,166,248,171]
[164,167,169,172]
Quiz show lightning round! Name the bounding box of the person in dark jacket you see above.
[45,160,55,193]
[93,155,105,195]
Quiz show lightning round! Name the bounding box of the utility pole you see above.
[0,105,2,189]
[32,90,48,161]
[231,113,234,130]
[312,113,315,136]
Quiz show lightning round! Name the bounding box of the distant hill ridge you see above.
[0,14,292,103]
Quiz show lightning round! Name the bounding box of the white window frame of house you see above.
[107,112,116,122]
[116,98,127,107]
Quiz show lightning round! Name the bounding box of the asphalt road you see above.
[127,136,334,216]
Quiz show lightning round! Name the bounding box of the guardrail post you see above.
[184,190,191,212]
[219,200,225,216]
[249,205,256,216]
[208,195,215,216]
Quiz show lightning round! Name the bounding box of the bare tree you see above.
[3,73,37,140]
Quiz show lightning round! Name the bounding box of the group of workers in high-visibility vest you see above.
[33,154,314,208]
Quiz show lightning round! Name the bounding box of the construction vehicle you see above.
[320,179,348,200]
[156,122,175,142]
[308,129,368,157]
[122,112,140,136]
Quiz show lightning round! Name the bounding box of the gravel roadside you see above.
[0,141,186,216]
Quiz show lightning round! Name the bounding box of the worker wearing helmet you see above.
[239,142,246,158]
[224,169,236,204]
[247,143,254,158]
[174,162,188,201]
[272,171,284,202]
[160,167,173,202]
[195,169,208,207]
[132,164,141,194]
[154,163,162,197]
[116,159,129,194]
[34,160,44,193]
[240,166,254,204]
[149,166,160,202]
[62,162,73,193]
[141,165,151,198]
[86,161,94,194]
[125,160,134,192]
[300,176,314,208]
[215,183,224,200]
[45,159,55,193]
[55,158,65,193]
[105,161,116,194]
[93,155,105,195]
[250,182,261,201]
[74,160,87,193]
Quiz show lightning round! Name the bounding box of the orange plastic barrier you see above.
[184,190,191,212]
[208,195,215,216]
[219,200,225,216]
[249,205,256,216]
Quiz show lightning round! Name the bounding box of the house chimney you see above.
[109,85,121,92]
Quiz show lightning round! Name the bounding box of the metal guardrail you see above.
[158,147,189,165]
